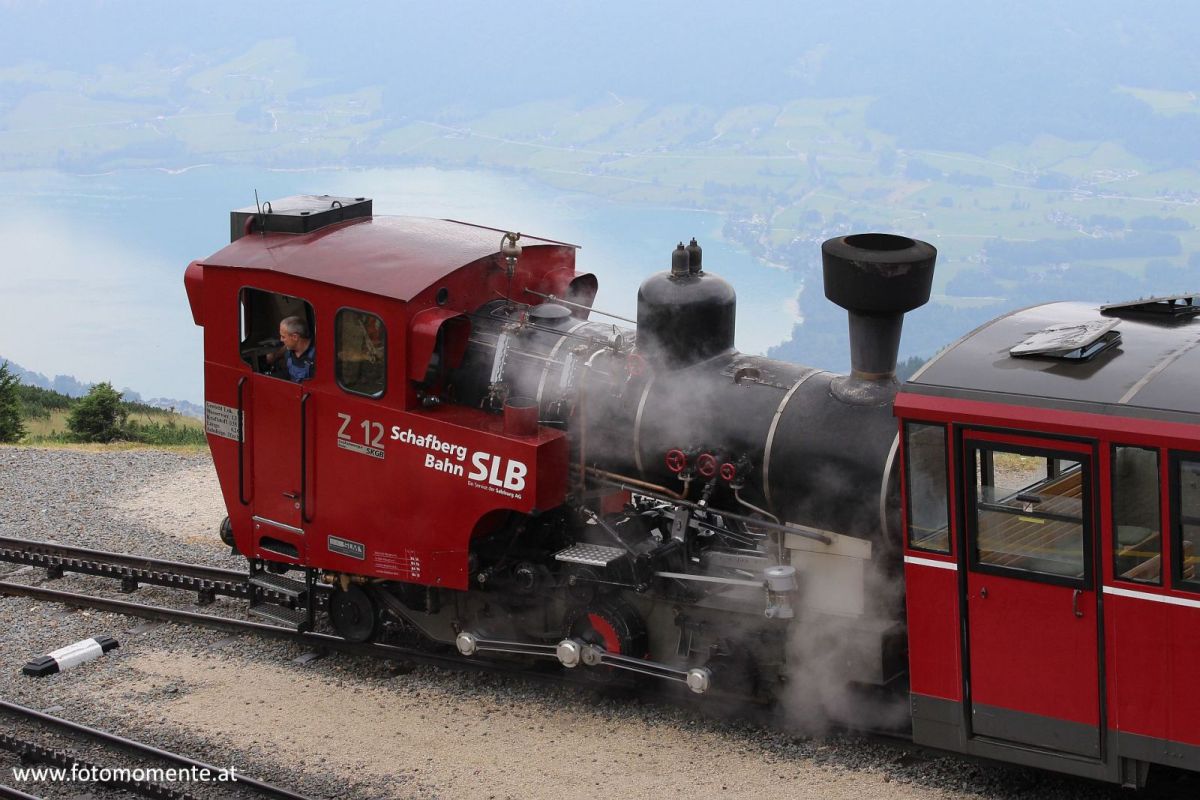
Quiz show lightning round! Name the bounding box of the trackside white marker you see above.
[23,636,119,677]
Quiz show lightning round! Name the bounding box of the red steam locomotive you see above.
[185,195,1200,787]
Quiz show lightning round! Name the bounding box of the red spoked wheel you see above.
[719,462,738,482]
[567,600,648,659]
[665,449,687,474]
[696,453,718,478]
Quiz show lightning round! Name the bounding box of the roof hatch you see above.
[230,194,372,242]
[1101,294,1200,321]
[1010,319,1121,362]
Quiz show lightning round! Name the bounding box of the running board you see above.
[455,632,711,694]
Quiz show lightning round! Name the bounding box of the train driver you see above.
[267,316,315,382]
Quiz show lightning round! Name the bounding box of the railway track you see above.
[0,535,299,606]
[0,535,903,738]
[0,700,313,800]
[0,535,549,680]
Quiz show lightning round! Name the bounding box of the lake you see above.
[0,166,802,402]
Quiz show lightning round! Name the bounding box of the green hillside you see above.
[13,383,206,449]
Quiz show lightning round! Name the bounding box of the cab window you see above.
[1112,446,1161,584]
[336,309,386,397]
[239,288,315,381]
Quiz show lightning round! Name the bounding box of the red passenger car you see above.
[897,297,1200,785]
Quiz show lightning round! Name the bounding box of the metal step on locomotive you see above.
[186,194,1200,787]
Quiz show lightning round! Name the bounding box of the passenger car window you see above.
[1174,456,1200,591]
[971,445,1087,582]
[336,309,386,396]
[904,423,950,553]
[1112,446,1161,584]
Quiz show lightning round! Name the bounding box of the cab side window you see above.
[336,309,386,397]
[239,288,315,380]
[1112,446,1161,584]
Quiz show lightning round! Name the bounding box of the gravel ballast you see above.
[0,445,1196,799]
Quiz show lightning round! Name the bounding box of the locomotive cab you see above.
[188,196,577,625]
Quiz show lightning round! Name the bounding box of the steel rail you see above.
[0,700,314,800]
[0,727,195,800]
[0,535,303,605]
[0,580,534,679]
[0,539,910,741]
[0,535,244,581]
[0,571,919,764]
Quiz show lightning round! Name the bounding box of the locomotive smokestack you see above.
[822,233,936,405]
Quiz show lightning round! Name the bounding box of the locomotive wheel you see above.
[566,565,602,604]
[218,516,236,548]
[567,600,648,659]
[329,584,377,643]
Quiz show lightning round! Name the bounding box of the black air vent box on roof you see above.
[230,194,372,242]
[1101,294,1200,321]
[1010,319,1121,362]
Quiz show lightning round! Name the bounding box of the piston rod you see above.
[456,632,713,694]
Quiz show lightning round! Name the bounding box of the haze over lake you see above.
[3,1,1199,402]
[0,167,800,402]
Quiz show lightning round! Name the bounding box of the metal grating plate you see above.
[553,543,626,566]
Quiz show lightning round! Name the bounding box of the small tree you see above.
[67,382,127,443]
[0,362,25,443]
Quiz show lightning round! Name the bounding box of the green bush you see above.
[15,384,72,419]
[67,382,128,443]
[0,362,25,443]
[124,419,207,446]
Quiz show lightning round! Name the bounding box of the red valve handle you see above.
[697,453,718,478]
[627,353,647,378]
[719,462,737,482]
[665,449,687,474]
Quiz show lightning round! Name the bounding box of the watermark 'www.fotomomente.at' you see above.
[12,763,239,785]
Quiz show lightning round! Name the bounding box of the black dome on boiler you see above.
[637,241,736,369]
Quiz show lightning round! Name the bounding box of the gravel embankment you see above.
[0,446,1195,799]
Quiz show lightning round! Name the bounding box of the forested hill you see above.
[1,357,202,419]
[6,2,1199,163]
[4,2,1200,376]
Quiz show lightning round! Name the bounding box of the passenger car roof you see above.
[904,301,1200,422]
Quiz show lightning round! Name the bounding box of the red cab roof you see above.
[201,215,576,302]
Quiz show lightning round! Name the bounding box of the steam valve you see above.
[500,231,522,278]
[665,449,687,474]
[627,353,647,378]
[719,462,737,482]
[696,453,718,479]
